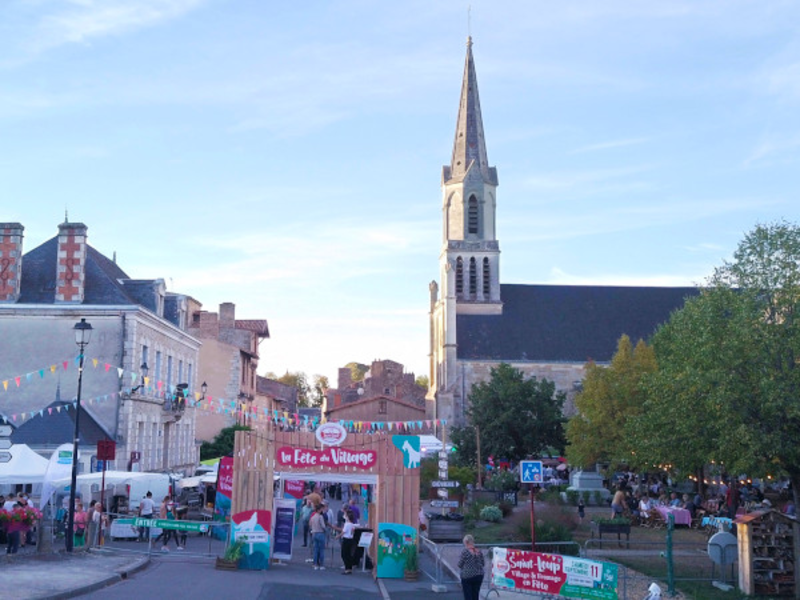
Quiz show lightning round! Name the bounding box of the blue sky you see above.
[2,1,799,385]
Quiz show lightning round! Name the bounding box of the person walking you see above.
[458,534,485,600]
[73,502,88,548]
[309,505,328,570]
[138,491,155,542]
[336,509,357,575]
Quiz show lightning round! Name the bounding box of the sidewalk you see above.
[0,548,149,600]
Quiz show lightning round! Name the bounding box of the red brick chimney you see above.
[0,223,24,303]
[55,222,88,304]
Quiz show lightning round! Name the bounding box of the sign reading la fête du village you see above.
[277,446,377,469]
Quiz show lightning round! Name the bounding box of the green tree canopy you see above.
[309,374,329,408]
[566,335,656,469]
[630,222,800,502]
[415,374,430,389]
[265,371,312,407]
[450,363,565,466]
[344,362,369,382]
[199,424,251,461]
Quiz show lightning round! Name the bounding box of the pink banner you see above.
[277,446,377,470]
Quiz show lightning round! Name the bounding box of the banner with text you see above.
[492,548,618,600]
[276,446,377,470]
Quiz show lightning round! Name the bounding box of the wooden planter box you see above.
[215,557,239,570]
[427,518,465,542]
[591,521,631,549]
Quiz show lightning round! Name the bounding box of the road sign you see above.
[439,470,449,479]
[431,480,460,488]
[0,424,11,437]
[430,500,460,508]
[0,439,11,450]
[438,450,449,459]
[437,488,449,498]
[438,460,448,470]
[0,452,11,463]
[520,460,544,484]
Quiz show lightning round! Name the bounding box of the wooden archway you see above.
[231,428,420,559]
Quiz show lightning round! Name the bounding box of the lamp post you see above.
[66,318,92,552]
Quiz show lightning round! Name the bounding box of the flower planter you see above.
[215,557,239,571]
[404,569,419,581]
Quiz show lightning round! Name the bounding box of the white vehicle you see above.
[52,471,171,513]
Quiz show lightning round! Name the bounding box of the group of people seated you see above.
[609,476,796,529]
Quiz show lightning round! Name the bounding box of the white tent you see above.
[0,444,50,485]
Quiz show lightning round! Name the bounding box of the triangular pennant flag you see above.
[56,406,62,413]
[92,358,98,368]
[14,376,20,387]
[2,381,7,391]
[48,408,52,415]
[63,361,69,370]
[26,373,32,382]
[39,369,45,378]
[105,363,111,372]
[50,365,57,373]
[117,368,124,378]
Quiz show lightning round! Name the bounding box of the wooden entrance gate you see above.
[231,428,420,562]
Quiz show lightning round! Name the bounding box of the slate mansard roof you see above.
[457,284,698,364]
[19,237,134,305]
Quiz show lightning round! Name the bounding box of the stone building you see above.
[256,376,299,415]
[0,220,200,475]
[187,302,269,439]
[428,39,697,425]
[326,394,426,428]
[326,359,426,409]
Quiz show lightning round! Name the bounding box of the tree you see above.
[268,371,311,407]
[199,424,251,460]
[309,374,329,408]
[344,362,369,382]
[415,375,430,389]
[631,222,800,504]
[451,363,565,466]
[565,335,656,469]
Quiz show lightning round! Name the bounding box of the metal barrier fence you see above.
[40,513,230,559]
[419,536,583,594]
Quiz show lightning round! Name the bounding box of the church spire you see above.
[446,36,497,185]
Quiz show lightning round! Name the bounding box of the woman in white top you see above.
[336,509,357,574]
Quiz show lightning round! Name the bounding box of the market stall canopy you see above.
[0,444,49,484]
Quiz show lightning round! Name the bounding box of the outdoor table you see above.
[656,506,691,526]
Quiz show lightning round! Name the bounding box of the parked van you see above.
[52,471,171,513]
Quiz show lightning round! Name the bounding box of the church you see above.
[427,38,696,425]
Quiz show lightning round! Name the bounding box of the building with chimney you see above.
[0,220,200,475]
[188,302,269,440]
[428,39,697,425]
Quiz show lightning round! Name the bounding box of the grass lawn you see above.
[467,499,776,599]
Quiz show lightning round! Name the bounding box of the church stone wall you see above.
[460,360,587,417]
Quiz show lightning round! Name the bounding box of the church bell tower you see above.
[428,37,501,425]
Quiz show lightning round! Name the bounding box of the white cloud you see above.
[29,0,206,53]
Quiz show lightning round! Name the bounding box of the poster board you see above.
[377,523,417,579]
[272,498,296,561]
[231,509,271,570]
[492,548,618,599]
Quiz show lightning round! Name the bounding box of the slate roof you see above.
[457,284,698,363]
[9,399,110,446]
[18,236,137,305]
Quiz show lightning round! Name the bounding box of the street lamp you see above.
[66,318,92,552]
[131,362,149,394]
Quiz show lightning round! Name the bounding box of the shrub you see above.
[593,490,604,506]
[581,491,591,505]
[565,490,579,505]
[465,500,493,525]
[498,501,514,518]
[538,485,566,505]
[486,470,518,492]
[517,505,578,555]
[480,505,503,523]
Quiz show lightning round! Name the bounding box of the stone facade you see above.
[188,302,269,440]
[326,359,426,410]
[0,220,200,476]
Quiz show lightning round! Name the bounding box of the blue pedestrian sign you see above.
[519,460,543,484]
